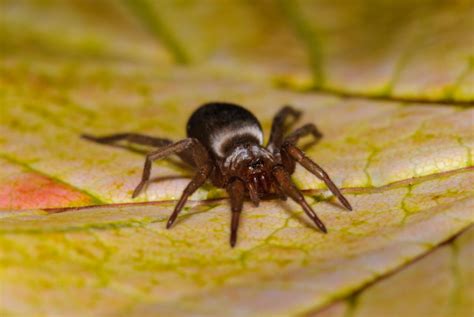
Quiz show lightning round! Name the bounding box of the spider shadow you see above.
[147,174,194,185]
[275,194,349,230]
[171,202,221,228]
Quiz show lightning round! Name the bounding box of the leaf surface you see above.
[0,1,473,316]
[308,226,474,317]
[1,169,473,316]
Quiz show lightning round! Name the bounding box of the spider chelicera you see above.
[82,102,352,247]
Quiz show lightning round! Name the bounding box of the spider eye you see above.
[249,158,264,170]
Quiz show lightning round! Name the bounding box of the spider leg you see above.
[247,181,260,207]
[82,133,197,167]
[267,105,301,152]
[272,165,327,233]
[284,123,322,145]
[166,162,213,228]
[282,143,352,211]
[132,138,209,198]
[227,179,245,247]
[273,182,288,201]
[82,133,172,147]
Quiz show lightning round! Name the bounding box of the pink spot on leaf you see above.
[0,173,93,210]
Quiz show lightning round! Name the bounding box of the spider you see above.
[82,102,352,247]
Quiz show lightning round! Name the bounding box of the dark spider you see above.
[82,102,352,247]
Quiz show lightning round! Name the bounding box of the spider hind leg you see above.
[81,133,172,147]
[284,123,322,145]
[267,105,301,152]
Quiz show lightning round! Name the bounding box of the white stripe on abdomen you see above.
[210,124,263,157]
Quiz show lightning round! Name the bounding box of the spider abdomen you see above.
[187,102,263,158]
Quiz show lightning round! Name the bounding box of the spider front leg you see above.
[227,178,245,247]
[267,105,301,152]
[132,138,213,228]
[272,165,327,233]
[282,142,352,211]
[166,162,213,228]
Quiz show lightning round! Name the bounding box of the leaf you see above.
[119,0,474,101]
[0,1,473,316]
[308,226,474,317]
[0,0,172,64]
[0,157,94,210]
[1,169,473,316]
[288,0,474,101]
[1,62,472,204]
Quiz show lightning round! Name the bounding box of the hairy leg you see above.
[82,132,198,167]
[132,138,212,229]
[273,182,288,201]
[82,133,172,147]
[283,143,352,211]
[227,178,245,247]
[284,123,322,145]
[267,106,301,152]
[166,162,213,228]
[272,165,327,233]
[132,138,209,198]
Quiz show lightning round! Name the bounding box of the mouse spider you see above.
[82,102,352,247]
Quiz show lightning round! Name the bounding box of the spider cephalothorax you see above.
[82,102,352,247]
[222,143,276,197]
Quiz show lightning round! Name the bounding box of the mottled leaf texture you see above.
[308,227,474,317]
[0,1,473,316]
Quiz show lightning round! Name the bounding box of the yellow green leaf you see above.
[0,1,473,316]
[307,226,474,317]
[1,169,473,316]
